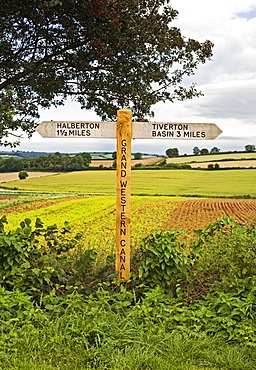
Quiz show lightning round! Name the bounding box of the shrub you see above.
[0,216,82,299]
[18,170,28,179]
[135,229,201,292]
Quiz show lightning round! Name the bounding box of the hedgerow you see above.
[1,216,256,368]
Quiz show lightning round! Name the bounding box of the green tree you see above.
[18,170,28,179]
[166,148,179,158]
[0,158,24,172]
[200,148,209,155]
[134,152,142,160]
[0,0,213,146]
[245,144,256,152]
[193,146,200,155]
[79,152,92,167]
[210,147,220,153]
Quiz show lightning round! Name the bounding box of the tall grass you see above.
[1,301,255,370]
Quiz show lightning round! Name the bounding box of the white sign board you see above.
[36,121,116,138]
[36,121,222,140]
[133,122,222,140]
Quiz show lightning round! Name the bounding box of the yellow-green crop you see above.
[6,169,256,197]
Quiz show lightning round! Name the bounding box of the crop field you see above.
[189,160,256,168]
[90,156,163,167]
[1,195,256,259]
[3,168,256,197]
[167,152,256,163]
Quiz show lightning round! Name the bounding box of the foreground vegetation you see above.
[3,168,256,197]
[1,215,256,369]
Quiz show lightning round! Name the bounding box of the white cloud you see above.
[16,0,256,154]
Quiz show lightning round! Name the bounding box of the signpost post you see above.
[36,108,222,281]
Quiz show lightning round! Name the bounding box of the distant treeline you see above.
[0,150,163,159]
[0,150,91,159]
[0,152,92,172]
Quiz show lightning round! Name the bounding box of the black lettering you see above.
[120,181,127,187]
[120,264,125,270]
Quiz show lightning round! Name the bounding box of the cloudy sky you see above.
[17,0,256,155]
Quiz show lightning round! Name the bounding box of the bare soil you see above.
[0,172,58,183]
[190,160,256,168]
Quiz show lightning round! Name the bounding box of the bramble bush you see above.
[0,216,84,298]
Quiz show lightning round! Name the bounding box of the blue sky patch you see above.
[237,8,256,19]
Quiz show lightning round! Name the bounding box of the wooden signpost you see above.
[36,108,222,281]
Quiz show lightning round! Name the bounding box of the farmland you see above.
[1,168,256,370]
[1,195,256,261]
[1,167,255,251]
[2,168,256,197]
[167,152,256,163]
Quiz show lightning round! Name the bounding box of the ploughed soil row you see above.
[164,198,256,234]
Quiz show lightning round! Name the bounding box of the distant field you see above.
[90,157,163,167]
[0,171,59,183]
[190,160,256,168]
[2,169,256,197]
[167,152,256,164]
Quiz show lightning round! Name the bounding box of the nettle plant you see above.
[137,229,201,291]
[194,217,256,294]
[0,216,82,297]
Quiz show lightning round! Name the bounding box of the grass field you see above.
[4,169,256,197]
